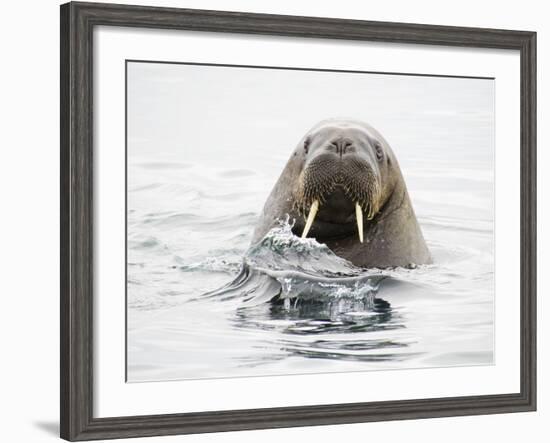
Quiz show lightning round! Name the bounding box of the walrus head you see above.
[252,118,431,267]
[291,119,399,243]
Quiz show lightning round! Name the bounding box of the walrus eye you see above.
[303,137,311,154]
[374,142,384,161]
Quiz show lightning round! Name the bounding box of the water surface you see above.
[127,62,494,381]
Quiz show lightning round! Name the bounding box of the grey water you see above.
[127,62,494,382]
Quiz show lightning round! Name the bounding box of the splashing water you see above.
[204,219,385,308]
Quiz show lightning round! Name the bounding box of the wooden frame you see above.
[60,1,537,440]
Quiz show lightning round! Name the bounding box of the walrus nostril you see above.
[330,138,354,157]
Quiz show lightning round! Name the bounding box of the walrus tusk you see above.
[355,202,364,243]
[301,199,319,239]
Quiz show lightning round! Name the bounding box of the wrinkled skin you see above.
[251,119,432,268]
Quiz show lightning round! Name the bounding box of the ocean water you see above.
[126,62,494,382]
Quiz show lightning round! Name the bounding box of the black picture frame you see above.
[60,1,537,441]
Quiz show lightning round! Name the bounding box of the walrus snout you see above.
[297,154,381,211]
[295,153,381,242]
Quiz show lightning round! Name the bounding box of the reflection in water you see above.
[234,296,413,363]
[235,296,396,335]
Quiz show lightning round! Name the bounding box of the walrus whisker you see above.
[367,202,374,220]
[301,199,319,239]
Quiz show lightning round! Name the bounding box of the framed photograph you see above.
[60,1,536,441]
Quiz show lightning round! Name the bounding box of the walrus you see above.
[251,119,431,268]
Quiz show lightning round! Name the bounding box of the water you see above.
[127,62,494,382]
